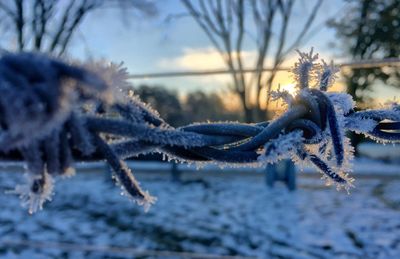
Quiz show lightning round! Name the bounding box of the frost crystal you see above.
[318,60,339,91]
[326,93,355,115]
[259,131,303,164]
[0,51,398,213]
[292,48,319,89]
[10,172,54,214]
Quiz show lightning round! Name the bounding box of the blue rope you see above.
[0,52,398,213]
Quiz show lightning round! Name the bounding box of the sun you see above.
[280,83,297,96]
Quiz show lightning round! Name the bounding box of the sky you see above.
[63,0,397,104]
[0,0,397,104]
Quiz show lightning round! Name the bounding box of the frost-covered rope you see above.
[0,50,399,214]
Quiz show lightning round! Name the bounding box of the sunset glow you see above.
[280,83,297,96]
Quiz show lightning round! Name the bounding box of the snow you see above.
[2,156,400,177]
[0,167,399,258]
[358,143,400,161]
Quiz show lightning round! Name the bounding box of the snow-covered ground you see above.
[0,168,399,259]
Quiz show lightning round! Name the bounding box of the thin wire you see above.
[0,239,255,259]
[128,58,400,79]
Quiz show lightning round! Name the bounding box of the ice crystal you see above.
[113,164,157,212]
[259,131,303,164]
[9,172,54,214]
[271,88,294,106]
[318,60,339,91]
[292,48,319,89]
[0,51,398,213]
[345,117,377,133]
[326,93,355,115]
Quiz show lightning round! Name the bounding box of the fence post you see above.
[266,163,277,188]
[171,162,181,183]
[266,159,296,191]
[285,160,296,191]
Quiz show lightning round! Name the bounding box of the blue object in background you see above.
[266,160,296,191]
[171,162,182,183]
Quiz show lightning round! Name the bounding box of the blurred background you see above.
[0,0,399,258]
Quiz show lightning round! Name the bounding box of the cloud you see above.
[155,47,346,95]
[158,47,257,70]
[157,47,257,85]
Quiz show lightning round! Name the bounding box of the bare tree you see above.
[182,0,322,122]
[0,0,157,56]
